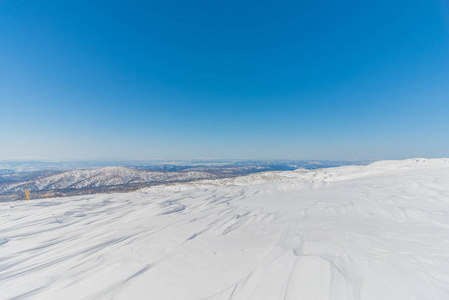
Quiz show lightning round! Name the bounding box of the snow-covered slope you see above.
[1,158,449,299]
[0,167,218,194]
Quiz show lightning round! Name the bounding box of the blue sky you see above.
[1,0,448,160]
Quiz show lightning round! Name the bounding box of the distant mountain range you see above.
[0,167,219,200]
[0,160,371,201]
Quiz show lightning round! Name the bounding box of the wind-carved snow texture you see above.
[1,158,449,299]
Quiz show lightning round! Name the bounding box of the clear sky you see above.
[1,0,448,161]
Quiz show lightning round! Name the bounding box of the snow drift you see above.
[1,158,449,299]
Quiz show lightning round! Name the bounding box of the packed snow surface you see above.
[1,158,449,299]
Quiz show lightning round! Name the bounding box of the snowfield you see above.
[1,158,449,299]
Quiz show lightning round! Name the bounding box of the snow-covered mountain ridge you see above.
[1,158,449,299]
[0,167,218,195]
[0,160,374,200]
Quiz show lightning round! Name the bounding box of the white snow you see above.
[1,158,449,299]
